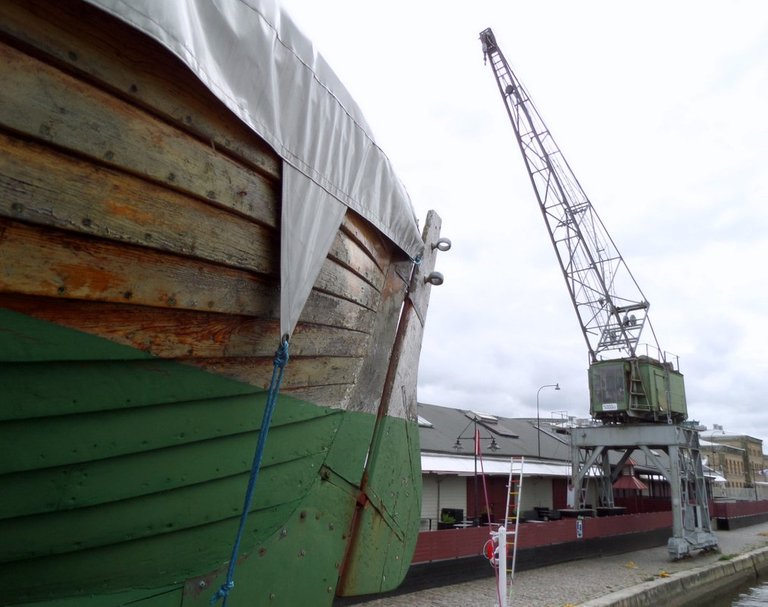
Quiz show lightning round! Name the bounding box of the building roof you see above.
[699,438,744,453]
[417,403,728,482]
[702,433,763,445]
[417,402,572,463]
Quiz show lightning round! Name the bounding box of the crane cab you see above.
[588,357,687,423]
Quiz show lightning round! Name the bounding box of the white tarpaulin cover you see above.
[84,0,424,337]
[280,166,345,338]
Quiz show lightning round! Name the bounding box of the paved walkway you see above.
[356,522,768,607]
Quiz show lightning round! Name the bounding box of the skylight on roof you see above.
[467,411,498,424]
[418,416,433,428]
[464,411,518,438]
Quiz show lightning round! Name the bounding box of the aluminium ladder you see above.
[493,457,524,607]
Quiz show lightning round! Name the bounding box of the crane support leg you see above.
[570,424,718,559]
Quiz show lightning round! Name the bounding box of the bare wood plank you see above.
[340,210,401,274]
[0,0,281,180]
[0,8,400,298]
[379,210,443,421]
[190,356,363,391]
[0,217,383,314]
[314,258,381,311]
[282,384,354,409]
[0,135,394,296]
[0,133,277,275]
[0,218,278,316]
[2,291,374,353]
[0,294,372,360]
[344,258,411,413]
[327,225,386,292]
[0,39,278,227]
[296,290,375,332]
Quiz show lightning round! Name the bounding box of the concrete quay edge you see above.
[579,547,768,607]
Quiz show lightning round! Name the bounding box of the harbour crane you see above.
[479,27,686,425]
[479,28,717,559]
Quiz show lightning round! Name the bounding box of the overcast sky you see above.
[279,1,768,441]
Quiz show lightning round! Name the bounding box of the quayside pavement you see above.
[352,521,768,607]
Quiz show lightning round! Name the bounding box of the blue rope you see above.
[211,338,290,606]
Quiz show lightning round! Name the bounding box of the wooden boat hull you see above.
[0,1,440,604]
[1,310,420,604]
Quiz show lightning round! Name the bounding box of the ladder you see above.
[628,359,650,413]
[495,457,524,607]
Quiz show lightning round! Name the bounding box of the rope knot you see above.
[273,338,290,368]
[210,580,235,605]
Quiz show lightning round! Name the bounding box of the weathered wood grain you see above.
[314,259,381,311]
[0,133,277,275]
[191,356,363,391]
[281,384,355,409]
[338,210,396,275]
[0,293,374,356]
[0,0,408,290]
[0,135,390,300]
[0,217,384,316]
[335,213,442,597]
[327,226,387,292]
[378,211,443,421]
[0,1,403,294]
[0,217,278,316]
[0,39,278,227]
[345,259,411,412]
[0,0,281,180]
[0,0,407,412]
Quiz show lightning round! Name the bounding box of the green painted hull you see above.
[1,308,422,605]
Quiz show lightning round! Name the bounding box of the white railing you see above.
[712,486,768,501]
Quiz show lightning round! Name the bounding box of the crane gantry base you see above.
[570,424,718,560]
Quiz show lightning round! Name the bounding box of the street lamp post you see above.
[536,383,560,459]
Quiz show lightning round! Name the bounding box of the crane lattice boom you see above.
[480,28,658,363]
